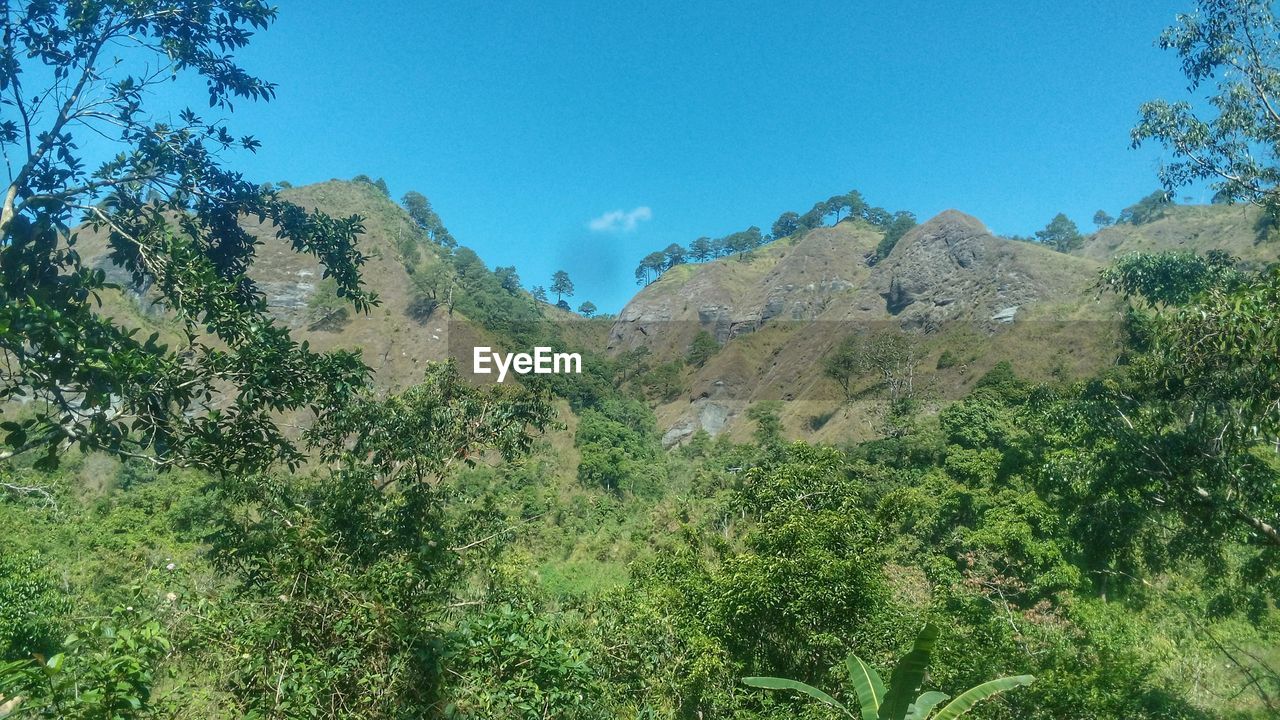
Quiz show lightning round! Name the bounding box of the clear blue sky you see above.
[215,0,1198,312]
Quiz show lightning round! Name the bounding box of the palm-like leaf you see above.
[845,653,886,720]
[743,676,850,716]
[906,691,950,720]
[931,675,1035,720]
[879,623,940,720]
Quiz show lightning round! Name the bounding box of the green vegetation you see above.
[744,623,1034,720]
[1119,191,1174,225]
[0,0,373,475]
[3,1,1280,719]
[824,330,927,435]
[872,211,919,262]
[401,190,457,248]
[635,190,914,284]
[1034,213,1083,253]
[685,330,721,368]
[551,270,575,303]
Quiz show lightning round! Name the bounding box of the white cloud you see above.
[588,206,652,233]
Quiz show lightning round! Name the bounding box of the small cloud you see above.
[588,206,652,233]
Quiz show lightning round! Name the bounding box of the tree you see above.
[1094,255,1280,556]
[407,263,455,319]
[873,211,917,261]
[1034,213,1083,252]
[744,623,1033,720]
[495,265,522,294]
[644,251,666,279]
[200,362,555,715]
[435,228,458,248]
[863,206,893,227]
[824,335,868,402]
[0,0,373,474]
[1132,0,1280,211]
[401,190,435,230]
[578,301,597,317]
[307,361,555,490]
[550,270,574,302]
[635,252,664,285]
[1100,250,1241,308]
[1117,190,1173,225]
[690,236,714,261]
[400,190,454,247]
[531,285,549,303]
[1093,210,1115,228]
[1076,0,1280,603]
[771,211,802,240]
[725,226,764,259]
[746,401,783,446]
[843,190,868,220]
[663,243,687,269]
[685,330,720,368]
[825,194,850,223]
[800,202,828,229]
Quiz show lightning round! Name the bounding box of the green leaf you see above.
[743,676,849,715]
[879,623,940,720]
[931,675,1034,720]
[845,653,886,720]
[906,691,950,720]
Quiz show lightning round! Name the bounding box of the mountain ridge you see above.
[72,182,1278,446]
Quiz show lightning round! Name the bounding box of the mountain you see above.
[1073,202,1277,264]
[72,182,1278,448]
[76,180,522,394]
[610,204,1276,446]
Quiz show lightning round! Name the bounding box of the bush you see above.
[686,330,720,368]
[0,553,69,661]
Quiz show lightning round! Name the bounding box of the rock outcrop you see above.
[609,209,1111,442]
[860,210,1046,331]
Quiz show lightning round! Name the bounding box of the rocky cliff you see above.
[612,209,1129,445]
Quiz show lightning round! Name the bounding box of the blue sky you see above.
[214,1,1198,312]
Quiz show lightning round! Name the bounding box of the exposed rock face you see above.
[991,306,1019,323]
[861,210,1048,331]
[660,392,735,448]
[72,180,460,393]
[608,222,879,354]
[609,208,1112,440]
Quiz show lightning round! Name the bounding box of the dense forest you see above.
[2,1,1280,719]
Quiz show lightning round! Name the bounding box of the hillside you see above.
[613,204,1276,445]
[74,180,531,394]
[72,184,1278,450]
[1074,202,1277,264]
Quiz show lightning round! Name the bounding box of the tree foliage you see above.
[1034,213,1083,252]
[744,623,1033,720]
[1133,0,1280,212]
[550,270,574,301]
[0,0,375,474]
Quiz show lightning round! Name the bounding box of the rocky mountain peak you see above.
[864,210,1049,330]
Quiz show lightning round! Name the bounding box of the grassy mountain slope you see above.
[616,205,1277,446]
[1076,202,1277,264]
[74,180,516,393]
